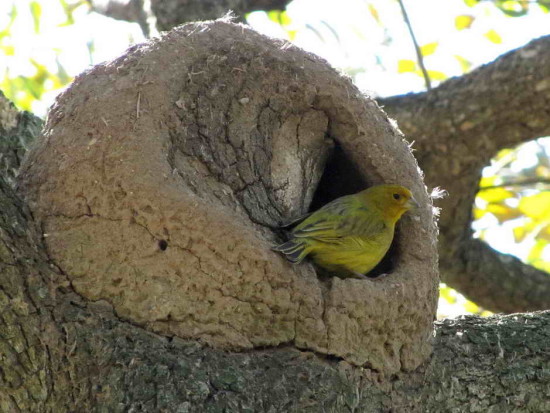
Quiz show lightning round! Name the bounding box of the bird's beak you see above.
[406,196,419,210]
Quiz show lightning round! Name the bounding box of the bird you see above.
[273,184,418,279]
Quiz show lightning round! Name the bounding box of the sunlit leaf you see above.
[537,225,550,242]
[496,0,529,17]
[426,70,447,81]
[267,9,292,27]
[463,0,479,7]
[30,1,42,34]
[464,300,481,314]
[527,238,548,264]
[0,5,18,40]
[479,175,498,189]
[439,285,457,304]
[484,29,502,44]
[398,59,416,73]
[453,55,472,74]
[477,187,515,203]
[420,42,438,57]
[279,10,292,26]
[455,15,474,30]
[267,10,283,24]
[486,203,522,223]
[0,45,15,56]
[540,2,550,13]
[519,191,550,220]
[473,207,487,220]
[368,3,381,24]
[59,0,87,26]
[513,225,528,243]
[55,57,72,85]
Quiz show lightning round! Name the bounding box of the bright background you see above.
[1,0,549,318]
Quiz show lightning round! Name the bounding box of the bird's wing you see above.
[279,211,312,228]
[292,196,386,244]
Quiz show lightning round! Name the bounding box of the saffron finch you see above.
[274,185,418,279]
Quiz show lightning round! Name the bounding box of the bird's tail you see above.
[272,238,310,264]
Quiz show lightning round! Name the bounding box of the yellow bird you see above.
[273,185,418,279]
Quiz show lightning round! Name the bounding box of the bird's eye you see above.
[393,193,401,200]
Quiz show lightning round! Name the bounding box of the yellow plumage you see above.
[273,184,418,279]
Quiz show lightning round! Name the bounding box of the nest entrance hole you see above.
[308,142,396,278]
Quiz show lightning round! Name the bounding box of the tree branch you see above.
[151,0,291,31]
[397,0,431,90]
[87,0,150,37]
[0,91,42,187]
[479,177,550,190]
[381,35,550,312]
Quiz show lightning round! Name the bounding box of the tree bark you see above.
[381,35,550,313]
[91,0,550,315]
[1,172,548,410]
[1,23,549,413]
[87,0,150,37]
[16,21,439,376]
[151,0,290,31]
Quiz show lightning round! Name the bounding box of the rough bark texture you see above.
[88,0,150,37]
[151,0,290,31]
[381,35,550,313]
[0,176,548,411]
[17,21,438,375]
[1,28,549,413]
[0,91,42,187]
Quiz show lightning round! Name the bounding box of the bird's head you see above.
[363,184,418,223]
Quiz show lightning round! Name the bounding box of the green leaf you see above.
[398,59,416,73]
[279,11,292,26]
[484,29,502,44]
[527,238,548,264]
[58,0,87,26]
[30,1,42,34]
[267,10,284,24]
[519,191,550,220]
[420,42,438,57]
[463,0,479,7]
[486,203,522,223]
[439,285,457,304]
[0,45,15,56]
[54,57,72,86]
[368,3,381,24]
[426,70,447,81]
[454,55,472,73]
[455,15,474,30]
[496,0,529,17]
[463,300,481,314]
[537,225,550,243]
[267,9,292,26]
[0,5,18,40]
[477,187,515,203]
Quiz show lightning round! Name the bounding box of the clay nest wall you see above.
[18,20,439,375]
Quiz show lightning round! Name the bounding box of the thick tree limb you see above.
[1,185,548,410]
[0,91,42,187]
[87,0,150,37]
[151,0,291,31]
[0,137,547,409]
[1,33,549,412]
[381,35,550,313]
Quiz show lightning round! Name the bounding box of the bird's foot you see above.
[352,271,370,280]
[372,272,389,280]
